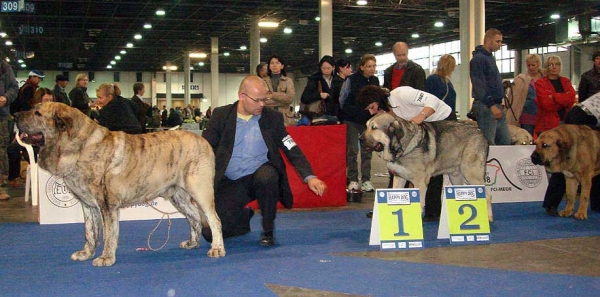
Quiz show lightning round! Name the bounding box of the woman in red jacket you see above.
[533,55,576,139]
[535,55,576,216]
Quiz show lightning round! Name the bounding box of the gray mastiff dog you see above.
[14,102,225,266]
[360,113,493,222]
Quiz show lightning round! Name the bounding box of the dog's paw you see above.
[559,209,573,217]
[573,211,588,220]
[92,256,116,267]
[207,245,226,258]
[71,250,94,261]
[179,240,199,249]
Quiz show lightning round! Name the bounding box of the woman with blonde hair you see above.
[507,54,543,135]
[69,73,92,116]
[534,55,575,138]
[426,54,457,115]
[535,55,576,217]
[95,83,142,134]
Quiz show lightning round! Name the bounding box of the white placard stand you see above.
[38,168,184,224]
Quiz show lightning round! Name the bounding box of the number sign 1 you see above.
[377,189,424,250]
[444,185,490,244]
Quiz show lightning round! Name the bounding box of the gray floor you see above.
[2,154,599,296]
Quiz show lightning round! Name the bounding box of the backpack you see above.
[11,82,33,115]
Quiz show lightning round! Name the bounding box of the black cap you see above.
[593,50,600,61]
[56,74,69,82]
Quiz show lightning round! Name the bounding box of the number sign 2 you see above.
[444,186,490,244]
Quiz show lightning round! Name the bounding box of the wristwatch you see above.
[420,111,428,118]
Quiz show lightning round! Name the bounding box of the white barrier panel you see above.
[38,168,184,225]
[486,145,547,203]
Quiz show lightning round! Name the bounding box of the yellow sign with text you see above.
[376,189,424,250]
[445,186,490,244]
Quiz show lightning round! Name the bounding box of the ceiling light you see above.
[260,37,267,43]
[198,62,205,66]
[189,52,207,58]
[17,59,23,63]
[258,21,279,28]
[357,0,368,5]
[106,65,113,69]
[411,33,420,38]
[134,34,142,40]
[162,65,178,71]
[223,52,230,57]
[4,57,9,62]
[115,55,121,60]
[375,41,382,46]
[434,21,444,27]
[239,45,247,50]
[345,48,353,54]
[315,16,321,21]
[126,43,133,48]
[120,50,126,54]
[143,23,152,29]
[156,9,165,16]
[550,13,560,20]
[110,60,116,65]
[0,32,6,38]
[5,40,12,46]
[20,64,26,68]
[283,27,292,34]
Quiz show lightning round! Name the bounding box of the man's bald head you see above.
[238,75,270,116]
[239,75,268,94]
[392,42,409,67]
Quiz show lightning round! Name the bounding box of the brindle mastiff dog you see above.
[360,113,493,222]
[14,102,225,266]
[531,124,600,220]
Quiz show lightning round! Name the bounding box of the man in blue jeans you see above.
[470,28,511,145]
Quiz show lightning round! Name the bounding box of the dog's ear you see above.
[556,139,572,159]
[54,113,73,135]
[388,121,403,159]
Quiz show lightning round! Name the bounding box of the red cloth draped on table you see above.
[247,124,347,209]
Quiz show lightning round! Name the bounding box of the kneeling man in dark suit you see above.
[202,75,327,246]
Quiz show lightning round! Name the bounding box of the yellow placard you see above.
[444,186,490,244]
[376,189,424,250]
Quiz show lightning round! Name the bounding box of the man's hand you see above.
[307,177,327,197]
[0,96,7,107]
[490,105,503,120]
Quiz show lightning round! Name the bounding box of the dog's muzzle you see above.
[359,133,384,152]
[530,151,549,166]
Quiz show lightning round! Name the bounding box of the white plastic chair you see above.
[168,125,180,130]
[15,133,39,206]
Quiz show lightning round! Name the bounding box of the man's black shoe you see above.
[366,211,373,218]
[259,231,275,247]
[545,207,559,217]
[422,214,440,222]
[201,226,213,243]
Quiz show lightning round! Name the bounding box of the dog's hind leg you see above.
[71,202,101,262]
[186,177,226,258]
[169,189,201,249]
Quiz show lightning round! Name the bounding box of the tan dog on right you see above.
[531,124,600,220]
